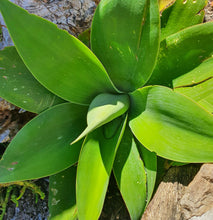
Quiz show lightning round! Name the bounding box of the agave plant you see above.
[0,0,212,219]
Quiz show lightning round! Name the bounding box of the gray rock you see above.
[0,0,97,49]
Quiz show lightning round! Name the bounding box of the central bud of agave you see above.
[71,93,130,144]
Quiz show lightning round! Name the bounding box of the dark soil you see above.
[100,175,130,220]
[4,179,49,220]
[2,173,130,219]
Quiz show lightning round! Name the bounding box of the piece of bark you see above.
[142,164,213,220]
[180,164,213,220]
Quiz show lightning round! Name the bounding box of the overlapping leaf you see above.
[49,166,78,220]
[173,57,213,113]
[147,22,213,87]
[129,86,213,162]
[72,93,129,144]
[91,0,160,91]
[137,142,157,205]
[76,116,127,220]
[78,29,91,48]
[161,0,207,40]
[0,46,64,113]
[0,103,87,183]
[113,128,147,220]
[0,0,117,105]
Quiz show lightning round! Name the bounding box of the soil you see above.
[4,179,49,220]
[0,0,213,220]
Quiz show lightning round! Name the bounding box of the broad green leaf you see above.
[176,79,213,113]
[161,0,207,40]
[49,166,78,220]
[113,127,146,220]
[147,22,213,87]
[0,103,87,183]
[0,46,64,113]
[129,86,213,162]
[77,115,127,220]
[173,57,213,86]
[158,0,175,12]
[91,0,160,92]
[173,57,213,113]
[136,142,157,205]
[0,0,117,105]
[71,93,129,144]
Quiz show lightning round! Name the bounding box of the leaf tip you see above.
[70,128,89,145]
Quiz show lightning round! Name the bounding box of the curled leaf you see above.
[71,93,129,144]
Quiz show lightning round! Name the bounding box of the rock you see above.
[141,164,213,220]
[0,0,97,49]
[181,164,213,220]
[205,0,213,22]
[0,98,36,143]
[0,13,14,49]
[0,98,15,143]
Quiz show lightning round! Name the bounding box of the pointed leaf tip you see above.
[71,93,130,145]
[76,116,127,220]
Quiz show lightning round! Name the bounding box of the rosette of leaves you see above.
[0,0,212,219]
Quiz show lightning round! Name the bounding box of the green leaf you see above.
[129,86,213,162]
[0,103,87,183]
[147,22,213,87]
[76,115,127,220]
[71,93,129,144]
[49,166,78,220]
[161,0,207,40]
[113,127,146,220]
[78,29,91,48]
[0,46,64,113]
[0,0,117,105]
[136,142,157,205]
[91,0,160,92]
[173,57,213,113]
